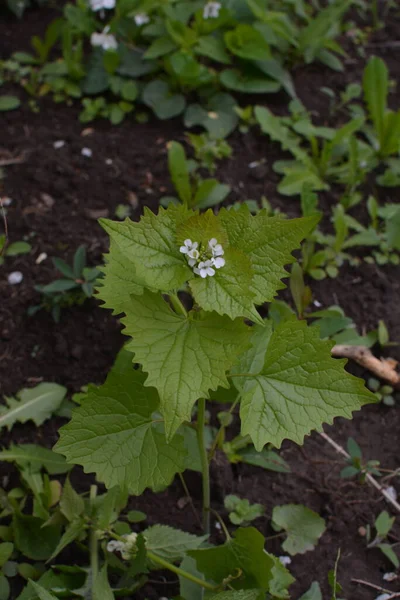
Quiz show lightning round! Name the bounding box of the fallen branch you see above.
[351,578,399,596]
[332,345,400,388]
[319,432,400,513]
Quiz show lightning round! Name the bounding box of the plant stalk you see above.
[197,398,210,535]
[89,485,99,588]
[170,293,188,317]
[147,550,217,591]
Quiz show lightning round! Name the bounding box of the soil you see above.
[1,3,400,599]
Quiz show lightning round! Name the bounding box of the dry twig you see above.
[332,345,400,388]
[351,578,400,596]
[319,432,400,514]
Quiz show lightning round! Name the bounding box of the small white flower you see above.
[107,540,124,553]
[383,572,397,582]
[89,0,115,11]
[215,522,222,530]
[278,556,292,566]
[212,256,225,269]
[134,13,150,26]
[53,140,65,149]
[203,1,221,19]
[313,299,322,307]
[179,239,197,254]
[8,271,23,285]
[81,147,93,158]
[1,197,13,207]
[196,260,215,278]
[91,31,118,51]
[209,238,224,257]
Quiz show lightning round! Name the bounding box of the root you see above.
[332,345,400,388]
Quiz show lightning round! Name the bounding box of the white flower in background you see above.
[91,29,118,51]
[107,533,139,560]
[278,556,292,566]
[134,13,150,26]
[107,540,124,553]
[180,238,225,278]
[8,271,23,285]
[385,486,397,502]
[89,0,115,11]
[203,1,221,19]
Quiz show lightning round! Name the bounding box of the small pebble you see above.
[383,572,397,582]
[53,140,65,149]
[278,556,292,566]
[376,594,391,600]
[105,158,113,165]
[36,252,47,265]
[8,271,23,285]
[313,300,322,307]
[81,147,93,158]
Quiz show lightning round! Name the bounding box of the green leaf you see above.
[123,290,250,438]
[13,514,60,560]
[0,544,13,568]
[272,504,326,555]
[299,582,322,600]
[234,320,376,450]
[190,527,275,591]
[48,519,85,561]
[219,208,318,305]
[121,80,138,102]
[55,349,186,495]
[117,47,158,77]
[96,239,145,316]
[386,207,400,250]
[144,525,207,562]
[179,556,204,600]
[93,565,114,600]
[144,36,177,59]
[5,241,31,257]
[127,510,146,523]
[142,80,185,119]
[210,591,260,600]
[220,69,280,93]
[100,205,192,293]
[237,447,290,473]
[184,93,238,139]
[377,543,399,568]
[17,569,86,600]
[224,25,271,61]
[73,245,86,278]
[363,56,387,145]
[0,445,71,475]
[194,180,230,209]
[168,141,192,205]
[27,582,58,600]
[82,49,109,95]
[52,257,75,279]
[41,279,78,293]
[0,576,9,600]
[0,96,20,111]
[60,478,85,521]
[0,383,67,431]
[375,511,395,538]
[195,35,231,65]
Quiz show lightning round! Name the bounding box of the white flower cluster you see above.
[180,238,225,279]
[89,0,115,11]
[91,27,118,50]
[107,532,138,560]
[203,1,221,19]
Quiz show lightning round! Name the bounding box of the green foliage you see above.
[233,320,375,450]
[0,445,71,475]
[340,437,381,482]
[363,56,400,157]
[224,495,264,526]
[29,245,100,322]
[0,96,21,111]
[365,511,399,569]
[0,383,67,431]
[272,504,326,555]
[55,349,187,493]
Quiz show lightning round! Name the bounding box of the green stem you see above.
[371,0,379,29]
[208,394,241,461]
[89,485,99,587]
[197,398,210,535]
[170,293,188,317]
[147,551,218,591]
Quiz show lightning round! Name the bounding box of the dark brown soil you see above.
[1,3,400,599]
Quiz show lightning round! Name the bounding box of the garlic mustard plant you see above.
[55,203,376,545]
[134,13,150,26]
[90,29,118,51]
[89,0,115,11]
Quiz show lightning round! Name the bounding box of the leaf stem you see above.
[197,398,210,535]
[208,394,241,461]
[227,373,256,378]
[146,550,217,591]
[89,485,99,588]
[170,293,188,317]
